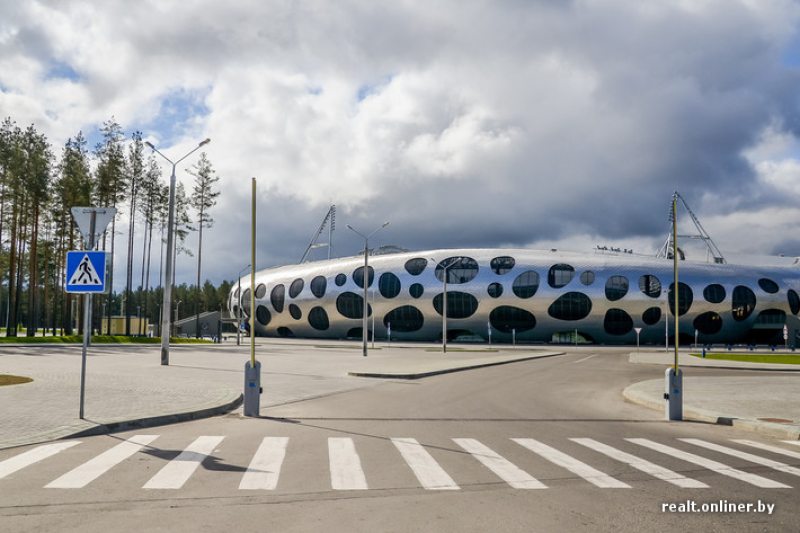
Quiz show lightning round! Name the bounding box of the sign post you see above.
[634,327,642,353]
[67,207,115,419]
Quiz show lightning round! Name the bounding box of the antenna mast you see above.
[656,192,725,264]
[300,205,336,263]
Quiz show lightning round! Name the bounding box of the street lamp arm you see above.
[145,143,175,166]
[346,224,367,240]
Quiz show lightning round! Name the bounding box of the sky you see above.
[2,0,800,291]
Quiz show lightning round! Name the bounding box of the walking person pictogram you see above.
[68,254,102,286]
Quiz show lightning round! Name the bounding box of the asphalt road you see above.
[1,349,798,532]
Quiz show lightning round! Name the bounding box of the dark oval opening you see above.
[432,292,479,319]
[605,275,629,301]
[731,285,756,321]
[270,284,285,313]
[289,278,304,298]
[490,256,515,275]
[547,292,592,321]
[383,306,424,332]
[642,306,662,325]
[668,282,694,317]
[310,276,327,298]
[404,258,428,276]
[434,257,479,284]
[409,283,424,299]
[336,292,373,319]
[758,278,779,294]
[603,308,633,335]
[703,284,726,304]
[512,271,539,298]
[638,275,661,298]
[378,272,402,298]
[694,311,723,335]
[308,307,329,331]
[353,266,375,288]
[489,306,536,333]
[548,264,575,288]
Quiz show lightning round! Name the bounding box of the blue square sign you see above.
[65,251,107,293]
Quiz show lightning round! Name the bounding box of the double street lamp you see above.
[346,221,389,357]
[431,257,460,354]
[145,138,210,366]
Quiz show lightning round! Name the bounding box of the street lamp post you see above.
[431,257,460,354]
[146,138,210,365]
[174,300,182,337]
[236,264,251,346]
[346,222,390,357]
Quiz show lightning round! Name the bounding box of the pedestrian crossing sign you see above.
[65,251,107,293]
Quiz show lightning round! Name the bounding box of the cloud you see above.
[2,0,800,290]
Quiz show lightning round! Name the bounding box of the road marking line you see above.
[681,438,800,478]
[453,438,546,489]
[143,436,224,490]
[392,438,459,490]
[627,439,790,488]
[0,441,81,480]
[513,438,629,488]
[328,438,368,490]
[572,354,598,364]
[239,437,288,490]
[735,440,800,460]
[46,435,157,489]
[570,438,707,488]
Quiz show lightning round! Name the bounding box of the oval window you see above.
[409,283,424,299]
[731,285,756,321]
[693,311,722,335]
[255,284,267,299]
[353,266,374,288]
[487,282,503,298]
[703,284,726,304]
[335,273,347,287]
[308,307,330,330]
[289,304,302,320]
[512,271,540,298]
[256,305,271,326]
[489,306,536,333]
[548,264,575,288]
[758,278,779,294]
[270,284,285,313]
[604,308,633,335]
[241,288,251,316]
[434,257,479,284]
[432,292,479,319]
[336,292,372,319]
[580,271,595,286]
[289,278,304,298]
[668,282,693,317]
[383,306,424,332]
[404,258,428,276]
[547,292,592,321]
[642,306,662,325]
[490,256,515,275]
[310,276,327,298]
[638,275,661,298]
[789,289,800,315]
[378,272,401,298]
[605,276,629,301]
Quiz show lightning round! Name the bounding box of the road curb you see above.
[348,352,565,379]
[623,383,800,441]
[67,393,244,439]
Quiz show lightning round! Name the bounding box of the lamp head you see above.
[145,141,155,149]
[199,138,211,147]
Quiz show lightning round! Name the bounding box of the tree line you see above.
[0,116,224,337]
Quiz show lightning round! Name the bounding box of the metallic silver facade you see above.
[228,248,800,344]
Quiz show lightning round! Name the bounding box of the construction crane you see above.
[300,205,336,263]
[656,191,725,264]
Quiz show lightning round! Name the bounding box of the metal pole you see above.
[673,195,679,372]
[250,178,256,369]
[371,289,375,348]
[79,212,97,419]
[362,238,368,357]
[443,269,448,353]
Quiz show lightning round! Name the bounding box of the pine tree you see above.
[187,153,220,337]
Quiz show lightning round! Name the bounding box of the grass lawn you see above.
[690,352,800,365]
[0,374,33,386]
[0,335,213,344]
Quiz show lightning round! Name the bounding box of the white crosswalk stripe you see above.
[733,440,800,460]
[47,435,158,489]
[0,441,80,480]
[4,435,798,492]
[392,438,459,490]
[513,438,629,488]
[627,439,790,489]
[453,438,546,489]
[681,438,800,478]
[328,437,368,490]
[239,437,288,490]
[570,438,708,488]
[143,436,225,490]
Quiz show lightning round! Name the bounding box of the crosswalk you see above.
[1,435,798,492]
